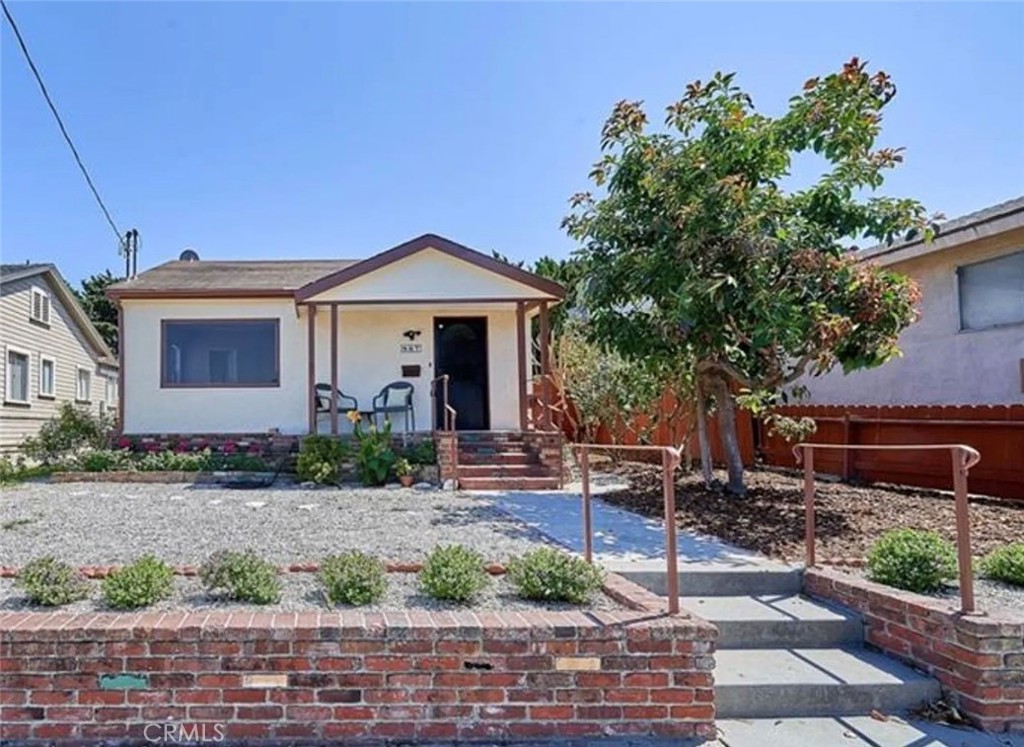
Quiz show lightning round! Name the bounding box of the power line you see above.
[1,0,125,250]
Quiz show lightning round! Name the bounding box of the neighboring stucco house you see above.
[107,234,564,440]
[1,263,119,453]
[802,196,1024,405]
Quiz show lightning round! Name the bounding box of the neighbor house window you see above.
[76,367,92,402]
[105,376,117,407]
[39,357,56,398]
[5,348,30,404]
[30,287,51,325]
[161,319,280,388]
[958,249,1024,331]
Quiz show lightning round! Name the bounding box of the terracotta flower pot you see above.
[399,475,414,487]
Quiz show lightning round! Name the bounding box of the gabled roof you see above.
[107,259,360,298]
[294,234,565,301]
[0,263,117,366]
[859,195,1024,266]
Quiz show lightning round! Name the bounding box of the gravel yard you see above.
[0,572,623,614]
[0,482,553,567]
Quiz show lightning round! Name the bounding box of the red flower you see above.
[175,442,190,453]
[115,436,132,450]
[221,442,237,454]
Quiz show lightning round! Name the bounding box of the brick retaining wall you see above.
[805,567,1024,732]
[0,578,716,744]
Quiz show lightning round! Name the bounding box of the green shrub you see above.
[403,440,437,465]
[136,449,211,472]
[199,550,281,604]
[22,403,112,465]
[0,456,51,486]
[867,529,957,593]
[507,547,605,604]
[980,543,1024,587]
[78,449,133,472]
[210,453,270,472]
[101,555,175,609]
[297,436,348,485]
[353,420,395,486]
[419,545,489,603]
[15,557,90,606]
[319,551,387,606]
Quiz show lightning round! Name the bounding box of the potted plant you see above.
[395,457,414,487]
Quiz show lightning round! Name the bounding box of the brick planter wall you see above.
[805,567,1024,732]
[0,602,716,744]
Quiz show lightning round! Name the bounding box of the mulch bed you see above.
[599,461,1024,563]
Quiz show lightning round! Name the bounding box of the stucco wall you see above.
[122,300,524,435]
[802,227,1024,405]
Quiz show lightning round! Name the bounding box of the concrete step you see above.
[458,475,561,491]
[457,464,553,478]
[713,717,1012,747]
[681,594,863,648]
[715,647,941,718]
[612,562,804,597]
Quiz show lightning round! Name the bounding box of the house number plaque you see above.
[400,343,423,354]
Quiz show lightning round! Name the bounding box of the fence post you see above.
[841,413,852,481]
[663,448,680,615]
[803,446,816,568]
[581,446,593,565]
[951,447,976,614]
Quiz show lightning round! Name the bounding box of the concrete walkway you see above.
[482,482,773,566]
[712,717,1024,746]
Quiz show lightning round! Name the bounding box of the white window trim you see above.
[29,287,51,326]
[4,345,32,405]
[105,375,118,407]
[76,366,92,404]
[38,355,56,399]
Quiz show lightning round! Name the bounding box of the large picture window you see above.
[958,249,1024,331]
[161,319,279,388]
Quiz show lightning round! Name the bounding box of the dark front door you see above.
[433,317,489,431]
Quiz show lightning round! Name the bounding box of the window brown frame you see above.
[160,318,281,389]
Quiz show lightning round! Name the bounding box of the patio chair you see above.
[314,384,359,434]
[372,381,415,433]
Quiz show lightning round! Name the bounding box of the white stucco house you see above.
[801,196,1024,405]
[1,263,119,453]
[107,234,565,440]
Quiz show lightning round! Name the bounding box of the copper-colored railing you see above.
[572,443,682,614]
[793,442,982,614]
[431,375,458,480]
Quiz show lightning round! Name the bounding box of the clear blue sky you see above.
[3,2,1023,285]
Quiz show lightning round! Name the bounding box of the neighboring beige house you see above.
[1,263,119,453]
[108,234,564,437]
[802,196,1024,405]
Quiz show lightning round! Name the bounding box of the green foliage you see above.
[209,452,269,472]
[352,419,395,487]
[564,59,934,493]
[199,550,281,604]
[135,449,210,472]
[419,545,489,603]
[401,439,436,465]
[980,543,1024,587]
[867,529,957,593]
[394,457,412,477]
[78,449,133,472]
[296,436,348,485]
[0,456,51,486]
[506,547,605,604]
[75,270,120,353]
[101,555,175,610]
[22,403,113,465]
[319,551,388,606]
[15,557,90,606]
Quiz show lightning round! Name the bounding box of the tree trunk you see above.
[694,377,714,487]
[712,375,746,496]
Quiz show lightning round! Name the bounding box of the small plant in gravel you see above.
[297,436,348,485]
[101,555,175,610]
[319,551,388,606]
[199,550,281,604]
[419,544,489,603]
[867,529,957,593]
[15,557,90,606]
[507,547,605,604]
[980,543,1024,587]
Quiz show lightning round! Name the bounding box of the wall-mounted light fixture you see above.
[403,329,422,341]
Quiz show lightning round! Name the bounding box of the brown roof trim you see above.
[108,288,294,300]
[293,234,566,302]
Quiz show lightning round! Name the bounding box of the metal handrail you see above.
[793,442,982,614]
[430,375,458,482]
[571,443,683,615]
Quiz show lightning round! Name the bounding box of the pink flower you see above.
[247,444,263,455]
[175,442,190,453]
[115,436,132,450]
[144,442,160,453]
[221,442,237,454]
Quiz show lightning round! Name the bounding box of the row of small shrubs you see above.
[14,546,606,610]
[296,427,437,486]
[867,529,1024,592]
[76,448,269,474]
